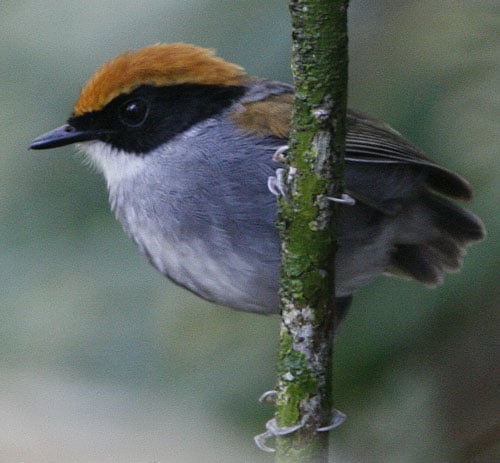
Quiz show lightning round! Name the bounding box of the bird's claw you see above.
[316,409,347,432]
[326,193,356,206]
[254,418,304,453]
[254,409,346,452]
[267,167,297,198]
[272,145,289,163]
[267,168,287,197]
[258,390,278,404]
[268,145,295,198]
[266,418,304,436]
[254,430,276,453]
[269,144,355,206]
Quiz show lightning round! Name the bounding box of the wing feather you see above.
[232,82,472,200]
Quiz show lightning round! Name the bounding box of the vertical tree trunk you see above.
[274,1,349,461]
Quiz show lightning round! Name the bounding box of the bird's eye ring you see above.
[119,98,150,127]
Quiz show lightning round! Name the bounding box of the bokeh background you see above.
[1,1,498,462]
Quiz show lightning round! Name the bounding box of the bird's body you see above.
[31,44,485,314]
[88,115,283,312]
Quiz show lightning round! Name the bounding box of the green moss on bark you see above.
[273,0,349,461]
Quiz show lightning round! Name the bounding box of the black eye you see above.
[118,98,150,127]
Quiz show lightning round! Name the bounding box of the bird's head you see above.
[30,43,250,155]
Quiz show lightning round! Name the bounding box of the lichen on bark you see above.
[274,1,349,461]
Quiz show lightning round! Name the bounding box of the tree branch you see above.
[274,1,349,461]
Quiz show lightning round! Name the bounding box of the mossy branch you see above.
[274,1,349,461]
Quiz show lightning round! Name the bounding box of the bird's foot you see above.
[326,193,356,206]
[268,144,355,206]
[267,166,296,198]
[258,390,278,404]
[268,145,296,198]
[254,391,347,453]
[272,144,289,163]
[316,409,347,432]
[267,168,287,197]
[254,418,304,453]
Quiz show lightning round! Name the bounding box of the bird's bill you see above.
[30,124,98,150]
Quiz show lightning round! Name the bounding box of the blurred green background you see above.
[1,1,498,462]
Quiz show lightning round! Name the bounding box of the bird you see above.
[30,43,485,318]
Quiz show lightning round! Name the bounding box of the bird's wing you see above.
[232,81,472,200]
[345,109,472,200]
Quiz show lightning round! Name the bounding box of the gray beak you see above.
[30,124,98,150]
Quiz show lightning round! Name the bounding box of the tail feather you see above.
[388,192,485,284]
[421,194,485,244]
[426,237,462,270]
[391,244,444,285]
[425,165,473,201]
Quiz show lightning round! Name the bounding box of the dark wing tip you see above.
[425,167,473,201]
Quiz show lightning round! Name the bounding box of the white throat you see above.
[77,141,146,189]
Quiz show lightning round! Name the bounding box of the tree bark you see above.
[274,1,349,461]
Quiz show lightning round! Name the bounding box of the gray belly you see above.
[127,217,281,313]
[119,200,393,314]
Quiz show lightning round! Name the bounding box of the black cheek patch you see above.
[69,84,247,154]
